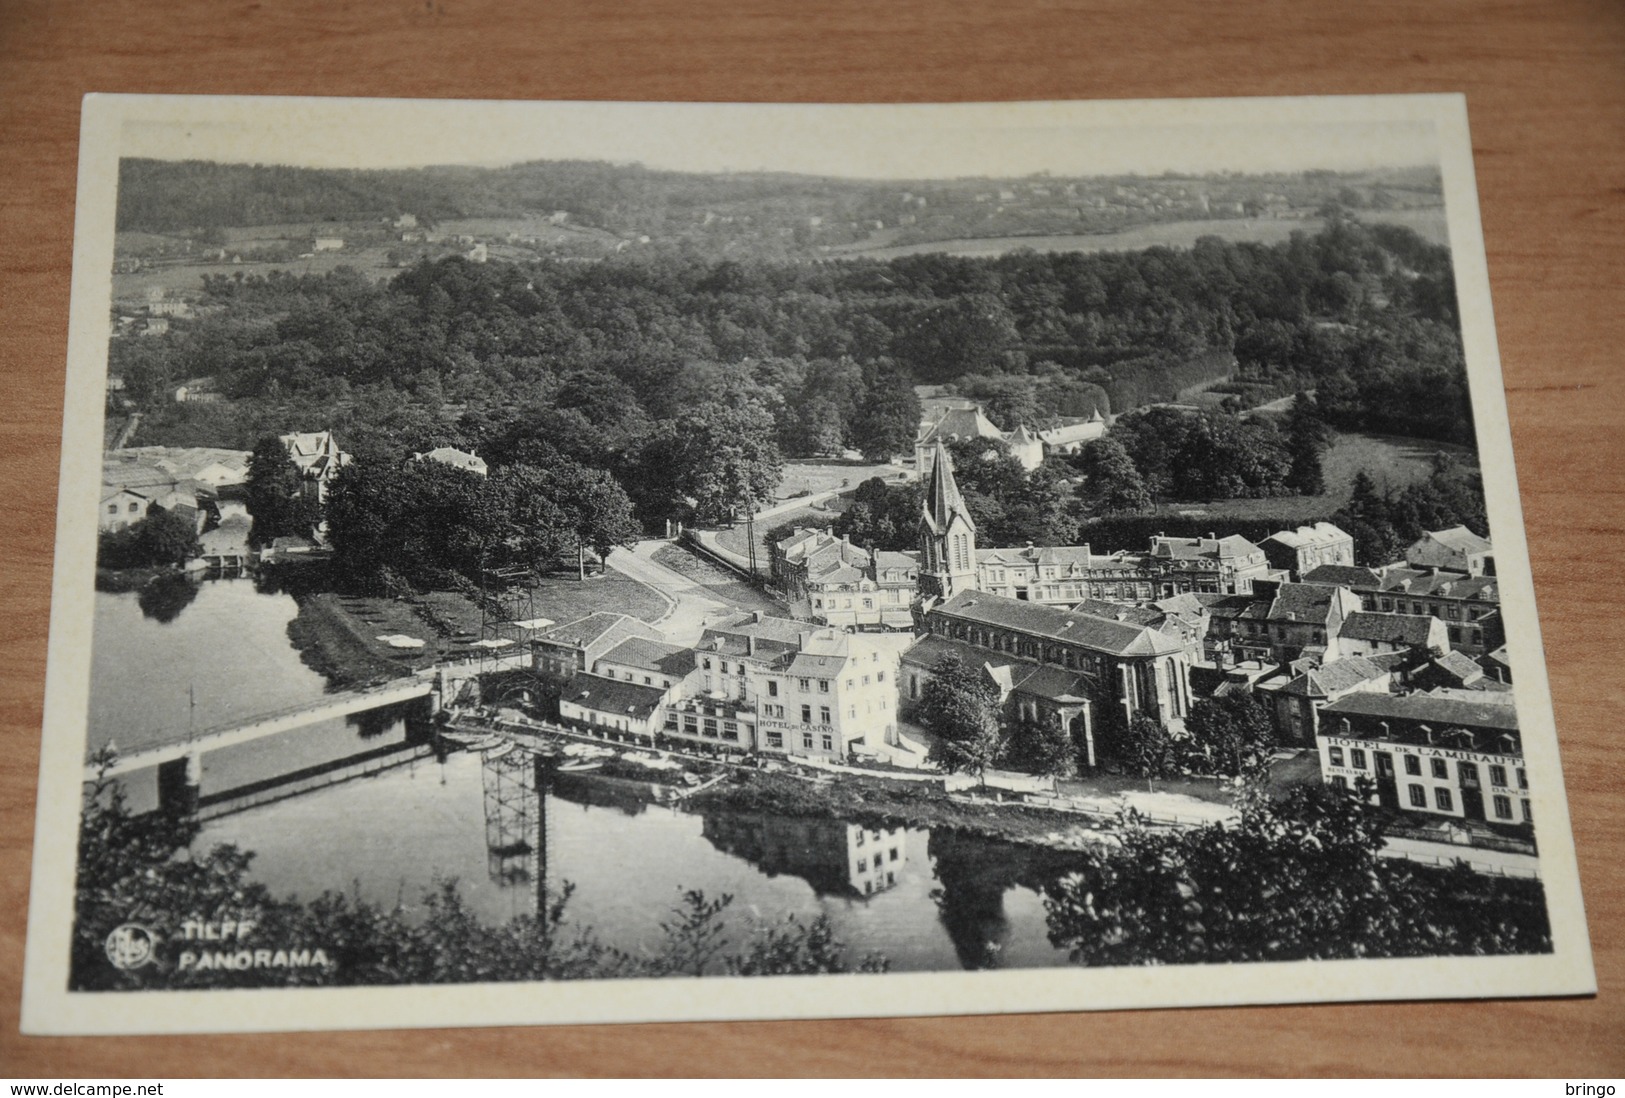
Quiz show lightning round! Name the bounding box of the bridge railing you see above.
[89,677,433,764]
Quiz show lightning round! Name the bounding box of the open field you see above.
[774,459,910,502]
[839,207,1449,260]
[527,563,669,627]
[1152,428,1478,527]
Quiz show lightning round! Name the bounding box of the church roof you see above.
[916,406,1005,447]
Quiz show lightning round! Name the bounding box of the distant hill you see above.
[115,158,1443,256]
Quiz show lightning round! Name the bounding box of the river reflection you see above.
[199,747,1079,972]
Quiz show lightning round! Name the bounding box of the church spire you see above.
[918,439,979,602]
[923,439,975,535]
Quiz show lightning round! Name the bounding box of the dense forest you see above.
[113,212,1474,542]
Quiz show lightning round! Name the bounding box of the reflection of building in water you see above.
[701,813,908,898]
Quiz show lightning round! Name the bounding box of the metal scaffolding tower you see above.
[480,748,553,913]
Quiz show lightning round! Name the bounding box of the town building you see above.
[1261,522,1356,578]
[770,528,917,630]
[99,450,233,531]
[1144,533,1277,595]
[902,590,1194,768]
[914,401,1106,474]
[278,430,351,504]
[1405,526,1494,576]
[660,612,905,763]
[1317,689,1528,828]
[1302,562,1502,655]
[531,613,663,682]
[1267,654,1398,744]
[1204,580,1449,666]
[414,447,489,477]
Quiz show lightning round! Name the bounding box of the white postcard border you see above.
[21,92,1596,1036]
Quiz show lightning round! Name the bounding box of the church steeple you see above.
[918,440,978,600]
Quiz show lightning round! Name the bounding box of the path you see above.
[607,539,742,645]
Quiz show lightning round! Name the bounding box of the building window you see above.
[856,858,866,872]
[889,848,899,862]
[766,730,783,749]
[1331,775,1348,791]
[1431,758,1449,780]
[1493,795,1512,819]
[1490,764,1508,788]
[819,680,829,694]
[702,658,712,670]
[684,716,698,733]
[802,733,813,750]
[1435,787,1454,812]
[822,734,833,752]
[703,719,718,738]
[1404,755,1421,776]
[863,599,873,610]
[1408,785,1427,808]
[1517,768,1527,789]
[767,680,778,697]
[799,678,810,692]
[801,704,812,723]
[1328,746,1345,767]
[855,831,864,847]
[877,671,886,683]
[1522,799,1532,823]
[820,706,831,724]
[1350,748,1367,770]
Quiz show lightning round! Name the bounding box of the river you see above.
[89,577,1080,972]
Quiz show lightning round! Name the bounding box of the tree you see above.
[1002,718,1076,778]
[849,365,921,461]
[1284,393,1329,497]
[1128,713,1180,788]
[502,461,641,579]
[915,655,1005,782]
[1073,437,1153,518]
[832,477,920,553]
[1182,692,1277,779]
[1042,784,1552,967]
[245,436,316,546]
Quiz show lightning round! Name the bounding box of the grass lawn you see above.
[650,545,789,616]
[1151,428,1479,527]
[774,460,908,502]
[526,567,669,627]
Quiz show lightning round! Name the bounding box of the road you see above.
[607,540,742,645]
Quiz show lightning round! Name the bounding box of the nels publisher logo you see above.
[104,923,157,970]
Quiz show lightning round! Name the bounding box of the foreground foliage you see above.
[1043,784,1551,965]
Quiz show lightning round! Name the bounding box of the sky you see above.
[115,97,1443,179]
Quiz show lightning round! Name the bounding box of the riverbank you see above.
[687,768,1116,852]
[95,564,178,593]
[287,592,427,686]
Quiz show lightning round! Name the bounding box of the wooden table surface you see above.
[2,0,1621,1077]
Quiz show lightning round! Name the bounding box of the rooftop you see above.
[598,636,695,678]
[561,674,667,719]
[1321,690,1519,732]
[1265,522,1352,549]
[933,590,1182,657]
[1338,611,1441,646]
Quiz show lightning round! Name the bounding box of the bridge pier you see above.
[157,750,203,816]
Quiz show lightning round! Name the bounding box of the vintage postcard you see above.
[22,93,1595,1034]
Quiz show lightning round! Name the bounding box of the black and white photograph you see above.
[22,93,1594,1034]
